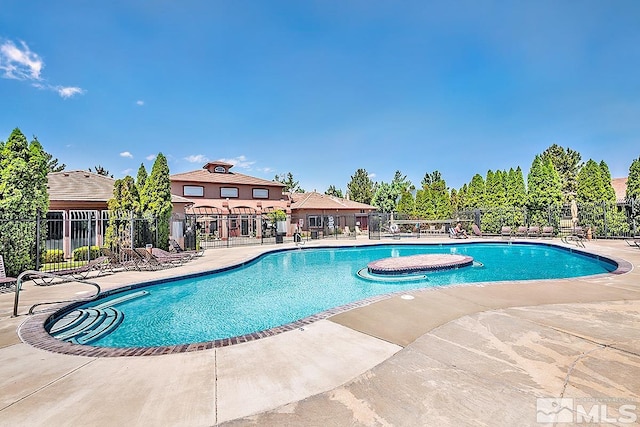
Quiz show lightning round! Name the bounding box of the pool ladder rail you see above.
[12,270,102,317]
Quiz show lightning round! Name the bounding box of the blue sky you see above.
[1,1,639,193]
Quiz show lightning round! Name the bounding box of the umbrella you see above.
[570,200,578,226]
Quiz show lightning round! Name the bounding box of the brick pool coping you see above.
[367,253,474,275]
[17,241,633,357]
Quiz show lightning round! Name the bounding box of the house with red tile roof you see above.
[47,170,192,256]
[170,161,377,239]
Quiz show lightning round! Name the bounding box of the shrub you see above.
[73,246,102,261]
[44,249,64,263]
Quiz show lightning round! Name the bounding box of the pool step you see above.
[94,290,149,309]
[51,307,124,345]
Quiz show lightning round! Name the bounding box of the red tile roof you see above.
[289,191,376,211]
[171,169,285,187]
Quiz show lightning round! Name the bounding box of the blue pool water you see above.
[67,243,616,348]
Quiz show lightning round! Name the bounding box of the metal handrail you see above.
[13,270,101,317]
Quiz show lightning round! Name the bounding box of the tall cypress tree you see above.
[347,169,375,205]
[143,153,173,250]
[0,128,50,275]
[527,155,562,226]
[136,163,149,213]
[466,174,485,208]
[627,157,640,201]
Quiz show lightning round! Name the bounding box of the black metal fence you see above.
[370,199,639,240]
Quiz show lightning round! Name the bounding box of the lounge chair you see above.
[561,226,586,248]
[151,247,193,263]
[541,226,554,238]
[169,239,204,257]
[101,247,138,271]
[134,248,183,269]
[471,224,483,237]
[527,226,540,238]
[449,227,468,239]
[0,255,17,291]
[501,226,512,239]
[515,226,527,238]
[32,255,111,285]
[625,236,640,249]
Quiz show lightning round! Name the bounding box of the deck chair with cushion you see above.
[134,248,183,270]
[501,226,512,239]
[169,239,204,257]
[151,247,193,263]
[527,226,540,238]
[471,224,483,238]
[541,226,554,239]
[562,227,586,248]
[0,255,17,291]
[515,226,528,238]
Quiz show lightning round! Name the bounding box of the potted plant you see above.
[268,210,287,243]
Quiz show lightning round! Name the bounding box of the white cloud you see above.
[146,154,156,161]
[0,39,85,98]
[185,154,209,163]
[0,40,42,80]
[121,168,133,175]
[257,167,274,173]
[368,173,377,179]
[219,155,255,170]
[56,86,85,98]
[136,100,144,106]
[120,151,133,158]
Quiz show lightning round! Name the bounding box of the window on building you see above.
[308,216,323,228]
[214,166,226,173]
[252,188,269,199]
[220,187,239,198]
[184,185,204,197]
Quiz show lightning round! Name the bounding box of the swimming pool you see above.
[44,242,618,351]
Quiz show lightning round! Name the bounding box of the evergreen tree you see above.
[90,165,113,178]
[414,187,433,219]
[428,172,451,219]
[0,128,50,275]
[347,168,375,205]
[465,174,485,208]
[576,159,607,202]
[325,185,343,198]
[396,189,415,217]
[527,155,563,226]
[372,182,396,213]
[599,160,616,201]
[144,153,173,250]
[627,157,640,201]
[274,172,304,193]
[542,144,582,202]
[626,156,640,231]
[44,149,66,172]
[105,176,140,249]
[506,167,527,207]
[136,163,149,212]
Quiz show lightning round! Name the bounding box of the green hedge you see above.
[72,246,102,261]
[44,249,65,263]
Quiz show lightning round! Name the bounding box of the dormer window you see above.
[214,166,226,173]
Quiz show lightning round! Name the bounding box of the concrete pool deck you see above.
[0,238,639,426]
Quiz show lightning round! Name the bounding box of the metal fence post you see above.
[35,209,41,270]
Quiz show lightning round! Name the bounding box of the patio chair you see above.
[515,226,527,238]
[101,247,138,271]
[0,255,17,291]
[169,239,204,257]
[561,226,586,248]
[151,247,193,263]
[134,248,183,270]
[501,226,512,239]
[32,255,111,286]
[527,226,540,238]
[540,226,554,239]
[624,236,640,249]
[471,224,483,237]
